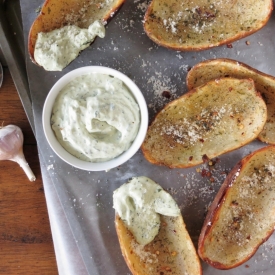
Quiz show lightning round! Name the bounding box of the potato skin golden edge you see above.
[198,145,275,269]
[187,58,275,90]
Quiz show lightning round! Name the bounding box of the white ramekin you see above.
[42,66,148,171]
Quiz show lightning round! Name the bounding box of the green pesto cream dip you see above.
[34,21,105,71]
[113,177,181,245]
[51,73,140,162]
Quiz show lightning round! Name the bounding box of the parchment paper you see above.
[20,1,275,274]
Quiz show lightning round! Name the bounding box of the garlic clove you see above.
[0,124,36,181]
[0,124,23,160]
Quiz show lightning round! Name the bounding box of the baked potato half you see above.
[187,58,275,145]
[115,214,202,275]
[142,77,267,168]
[114,176,202,275]
[28,0,124,63]
[144,0,273,51]
[198,145,275,269]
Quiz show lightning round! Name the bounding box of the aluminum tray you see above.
[0,0,34,132]
[20,1,275,274]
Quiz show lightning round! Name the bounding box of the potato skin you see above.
[142,77,267,168]
[187,58,275,91]
[115,214,202,275]
[28,0,125,63]
[144,0,273,51]
[187,58,275,145]
[198,145,275,269]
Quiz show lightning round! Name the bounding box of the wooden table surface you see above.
[0,67,58,274]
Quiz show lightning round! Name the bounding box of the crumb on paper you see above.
[47,164,54,170]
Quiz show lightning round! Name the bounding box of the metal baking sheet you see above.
[20,1,275,274]
[0,0,35,132]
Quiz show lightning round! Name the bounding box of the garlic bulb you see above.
[0,124,36,181]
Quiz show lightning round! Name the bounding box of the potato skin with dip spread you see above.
[28,0,125,64]
[114,176,202,275]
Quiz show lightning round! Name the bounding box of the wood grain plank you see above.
[0,67,58,274]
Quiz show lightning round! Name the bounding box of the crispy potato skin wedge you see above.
[198,145,275,269]
[142,78,267,168]
[144,0,273,51]
[115,214,202,275]
[187,58,275,144]
[28,0,124,63]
